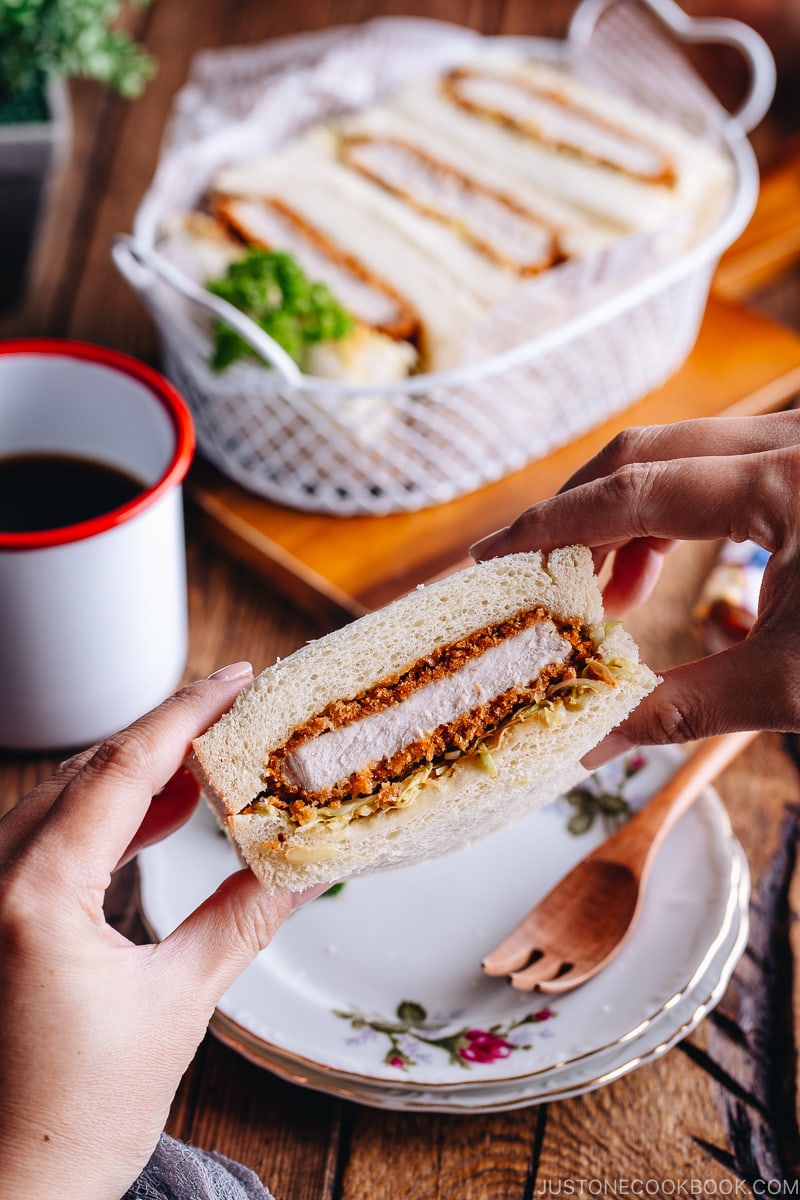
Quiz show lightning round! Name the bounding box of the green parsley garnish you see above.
[207,249,354,371]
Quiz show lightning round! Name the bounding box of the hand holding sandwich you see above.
[472,411,800,760]
[0,665,316,1200]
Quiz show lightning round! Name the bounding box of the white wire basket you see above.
[114,0,775,516]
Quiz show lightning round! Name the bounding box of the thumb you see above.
[583,639,773,768]
[160,869,327,1004]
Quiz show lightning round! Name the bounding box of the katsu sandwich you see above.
[192,547,657,892]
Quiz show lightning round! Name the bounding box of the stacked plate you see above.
[138,745,749,1113]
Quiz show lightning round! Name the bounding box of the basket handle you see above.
[111,234,304,387]
[568,0,776,135]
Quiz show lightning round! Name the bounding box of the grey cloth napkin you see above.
[123,1132,275,1200]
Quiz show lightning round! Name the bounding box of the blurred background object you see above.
[0,0,156,312]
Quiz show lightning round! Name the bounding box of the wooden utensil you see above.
[482,730,757,993]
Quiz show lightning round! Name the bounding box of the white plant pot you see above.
[0,77,72,310]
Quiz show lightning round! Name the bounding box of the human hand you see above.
[0,665,318,1200]
[470,412,800,760]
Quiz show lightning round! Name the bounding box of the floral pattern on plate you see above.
[562,750,647,835]
[335,998,556,1070]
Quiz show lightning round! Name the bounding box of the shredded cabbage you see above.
[477,744,498,777]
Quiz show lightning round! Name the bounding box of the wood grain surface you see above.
[2,1,800,1196]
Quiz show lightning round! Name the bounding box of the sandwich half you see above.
[192,547,657,892]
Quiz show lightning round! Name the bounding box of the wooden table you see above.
[3,1,800,1194]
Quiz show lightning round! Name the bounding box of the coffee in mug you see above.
[0,452,144,532]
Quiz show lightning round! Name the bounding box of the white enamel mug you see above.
[0,339,195,750]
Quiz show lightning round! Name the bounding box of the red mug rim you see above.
[0,339,195,551]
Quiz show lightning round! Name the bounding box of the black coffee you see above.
[0,452,145,533]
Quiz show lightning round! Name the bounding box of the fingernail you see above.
[581,731,634,771]
[469,528,507,560]
[207,661,253,682]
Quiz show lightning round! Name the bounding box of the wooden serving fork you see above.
[482,730,757,993]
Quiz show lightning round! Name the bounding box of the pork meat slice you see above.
[280,619,571,794]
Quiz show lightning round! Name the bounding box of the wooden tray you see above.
[187,295,800,628]
[712,140,800,302]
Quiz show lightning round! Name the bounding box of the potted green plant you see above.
[0,0,156,311]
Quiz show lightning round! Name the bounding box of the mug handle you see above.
[111,234,304,388]
[568,0,776,135]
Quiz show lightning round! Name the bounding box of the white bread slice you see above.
[192,547,657,892]
[336,101,620,260]
[394,72,732,245]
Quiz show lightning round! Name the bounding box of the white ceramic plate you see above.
[139,745,747,1095]
[210,845,748,1112]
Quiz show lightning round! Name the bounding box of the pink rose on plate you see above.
[458,1029,514,1064]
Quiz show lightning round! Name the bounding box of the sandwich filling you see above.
[248,607,603,828]
[338,135,563,275]
[213,194,419,342]
[443,67,676,187]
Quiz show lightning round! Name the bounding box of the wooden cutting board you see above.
[187,293,800,629]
